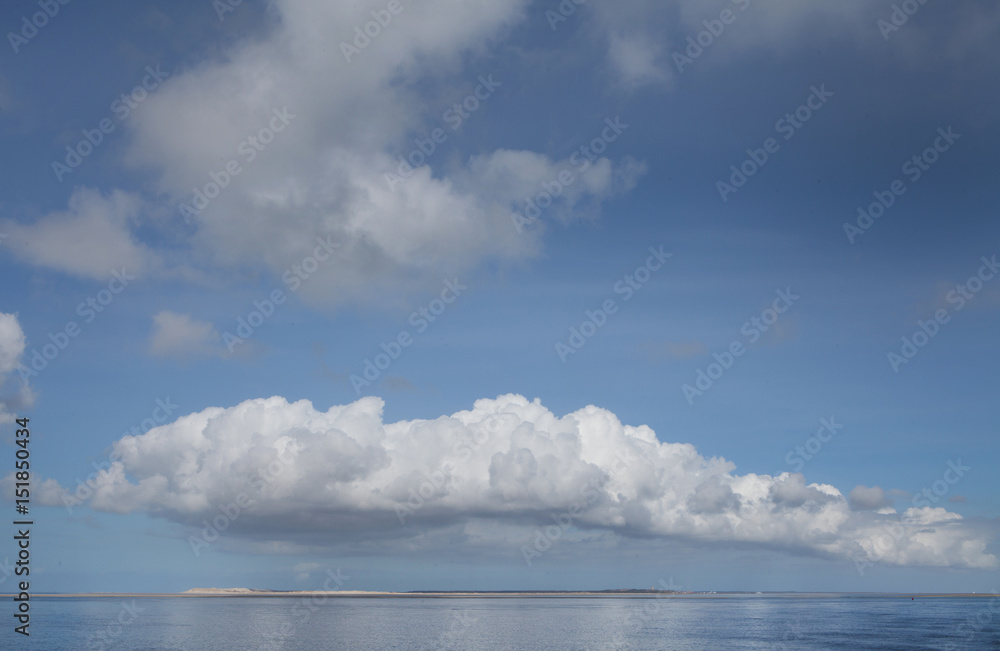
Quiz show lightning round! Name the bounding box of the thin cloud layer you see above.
[149,311,223,358]
[64,394,995,570]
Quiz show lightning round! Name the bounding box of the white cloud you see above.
[0,313,26,376]
[849,485,895,511]
[0,0,644,309]
[62,394,996,570]
[1,188,154,281]
[5,2,992,308]
[0,312,31,424]
[149,311,222,358]
[35,478,69,507]
[0,475,65,507]
[582,0,886,88]
[114,0,535,304]
[607,31,672,89]
[1,2,901,306]
[99,0,637,308]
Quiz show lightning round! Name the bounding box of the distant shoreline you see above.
[6,591,996,599]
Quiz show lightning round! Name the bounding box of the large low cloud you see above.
[57,394,996,569]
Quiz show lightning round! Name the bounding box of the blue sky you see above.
[1,0,998,594]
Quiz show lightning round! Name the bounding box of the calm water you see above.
[10,595,1000,650]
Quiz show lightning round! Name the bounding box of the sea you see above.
[10,594,1000,650]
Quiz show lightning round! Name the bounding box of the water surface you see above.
[14,594,1000,650]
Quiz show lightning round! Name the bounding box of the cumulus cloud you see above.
[5,2,994,309]
[0,313,31,423]
[149,311,222,358]
[109,0,645,308]
[607,31,672,89]
[10,1,964,306]
[0,0,649,310]
[1,188,154,280]
[61,394,995,570]
[0,313,26,376]
[0,474,66,507]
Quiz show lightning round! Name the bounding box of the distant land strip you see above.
[4,590,995,599]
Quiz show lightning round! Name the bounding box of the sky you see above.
[0,0,998,595]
